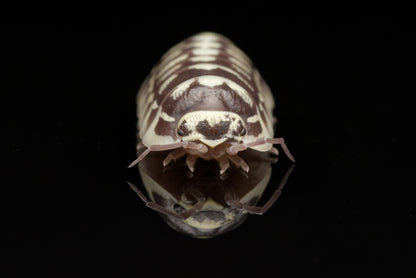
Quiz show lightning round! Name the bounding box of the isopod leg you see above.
[225,164,295,215]
[246,138,295,163]
[163,148,187,167]
[128,148,151,168]
[218,156,230,175]
[128,141,208,168]
[185,154,198,173]
[127,181,184,219]
[127,181,205,220]
[227,137,295,163]
[226,154,249,173]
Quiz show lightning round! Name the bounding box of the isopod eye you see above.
[177,121,190,137]
[239,128,246,136]
[177,128,185,136]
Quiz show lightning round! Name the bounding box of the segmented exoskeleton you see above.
[129,32,295,173]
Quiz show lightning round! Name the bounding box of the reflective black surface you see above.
[4,16,414,276]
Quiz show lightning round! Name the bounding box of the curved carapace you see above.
[130,32,295,173]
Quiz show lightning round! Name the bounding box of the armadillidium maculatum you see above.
[129,32,295,173]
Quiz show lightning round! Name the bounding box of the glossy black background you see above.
[4,15,414,276]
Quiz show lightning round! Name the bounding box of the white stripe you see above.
[159,63,182,82]
[193,48,220,56]
[157,54,188,78]
[189,56,217,62]
[145,92,153,104]
[158,74,177,94]
[192,32,220,42]
[243,107,273,152]
[151,100,159,109]
[160,112,175,122]
[229,56,251,75]
[141,108,180,147]
[188,63,254,91]
[247,115,259,123]
[226,45,251,64]
[160,48,183,65]
[231,64,251,80]
[187,41,222,49]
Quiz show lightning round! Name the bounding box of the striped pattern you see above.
[137,32,275,151]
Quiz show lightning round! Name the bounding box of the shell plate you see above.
[137,32,275,152]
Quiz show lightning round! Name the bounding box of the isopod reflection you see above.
[128,150,294,238]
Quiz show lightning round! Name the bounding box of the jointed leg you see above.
[185,154,199,173]
[127,181,205,220]
[246,138,295,162]
[227,137,295,163]
[127,181,184,219]
[224,164,295,215]
[128,141,208,168]
[163,148,187,167]
[226,154,249,173]
[218,156,230,175]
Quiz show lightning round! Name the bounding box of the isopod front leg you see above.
[127,182,185,219]
[163,148,187,167]
[226,154,249,173]
[218,156,230,175]
[225,164,295,215]
[245,137,296,163]
[185,154,199,173]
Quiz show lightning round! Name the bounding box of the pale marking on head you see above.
[158,74,177,94]
[193,48,220,56]
[160,112,175,122]
[170,76,253,107]
[178,111,246,147]
[187,63,254,91]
